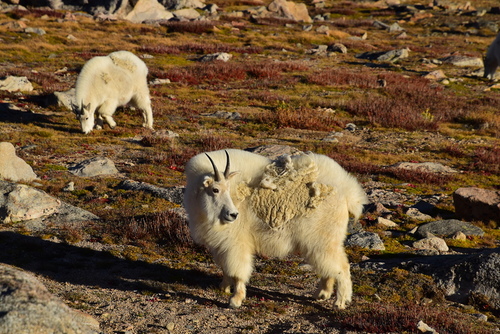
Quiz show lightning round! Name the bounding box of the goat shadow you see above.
[0,231,224,307]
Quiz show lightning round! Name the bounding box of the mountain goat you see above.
[484,32,500,80]
[73,50,154,134]
[183,149,368,309]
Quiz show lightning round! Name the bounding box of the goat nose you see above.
[230,212,239,220]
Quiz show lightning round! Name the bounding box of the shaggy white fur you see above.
[183,149,368,309]
[73,50,153,134]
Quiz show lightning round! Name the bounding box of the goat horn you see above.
[205,153,221,182]
[224,150,231,179]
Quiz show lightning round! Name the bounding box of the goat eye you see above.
[212,188,219,194]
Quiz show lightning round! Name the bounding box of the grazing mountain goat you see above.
[183,149,368,309]
[73,50,154,134]
[484,32,500,80]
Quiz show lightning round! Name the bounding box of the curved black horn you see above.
[205,153,221,182]
[224,150,231,178]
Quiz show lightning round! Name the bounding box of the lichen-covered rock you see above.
[0,142,37,182]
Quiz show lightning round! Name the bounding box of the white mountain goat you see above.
[73,50,154,134]
[183,149,368,309]
[484,32,500,80]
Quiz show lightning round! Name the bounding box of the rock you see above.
[345,231,385,251]
[118,180,184,205]
[124,0,174,23]
[0,76,33,92]
[0,264,100,334]
[173,7,200,19]
[450,231,467,241]
[355,48,409,63]
[68,157,119,177]
[327,43,347,54]
[205,110,241,120]
[415,219,484,239]
[53,88,76,110]
[377,217,398,227]
[440,55,483,67]
[453,187,500,223]
[423,70,447,80]
[0,181,61,223]
[267,0,312,23]
[388,161,458,174]
[417,320,438,334]
[149,78,171,85]
[24,27,46,35]
[406,249,500,311]
[62,181,75,192]
[198,52,232,62]
[413,236,449,252]
[406,208,432,221]
[345,123,357,131]
[163,0,205,10]
[0,142,38,182]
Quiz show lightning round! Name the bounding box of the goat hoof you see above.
[229,298,242,309]
[313,290,332,301]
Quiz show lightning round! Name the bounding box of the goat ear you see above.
[84,103,91,111]
[202,175,214,188]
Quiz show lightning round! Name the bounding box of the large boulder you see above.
[0,76,33,93]
[453,187,500,224]
[414,219,484,238]
[0,180,99,228]
[124,0,174,23]
[0,142,38,182]
[68,156,119,177]
[267,0,312,23]
[0,264,100,334]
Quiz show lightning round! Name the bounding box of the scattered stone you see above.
[417,320,438,334]
[345,123,357,131]
[0,264,100,334]
[63,181,75,192]
[152,129,179,139]
[316,25,329,35]
[413,236,449,252]
[124,0,174,23]
[415,219,484,239]
[424,70,447,80]
[149,78,171,85]
[24,27,46,35]
[440,55,483,67]
[0,181,61,223]
[204,110,241,120]
[406,208,432,221]
[173,7,201,19]
[450,231,466,241]
[0,76,33,92]
[0,142,38,182]
[345,231,385,251]
[68,157,119,177]
[388,161,458,174]
[377,217,398,228]
[356,48,409,63]
[327,43,347,54]
[118,180,184,205]
[453,187,500,223]
[267,0,312,23]
[52,88,76,110]
[198,52,232,62]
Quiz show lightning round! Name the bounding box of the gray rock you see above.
[327,43,347,54]
[0,264,100,334]
[198,52,232,62]
[267,0,312,23]
[413,237,449,252]
[24,27,46,35]
[415,219,484,238]
[0,142,38,182]
[453,187,500,223]
[68,156,119,177]
[0,181,60,223]
[0,76,33,92]
[356,48,409,63]
[53,88,76,110]
[406,208,432,221]
[118,180,184,205]
[388,161,458,174]
[440,55,483,67]
[173,7,200,19]
[345,231,385,251]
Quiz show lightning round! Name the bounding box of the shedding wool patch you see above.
[247,153,335,229]
[109,53,137,73]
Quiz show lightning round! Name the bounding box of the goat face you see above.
[73,102,94,134]
[201,152,239,224]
